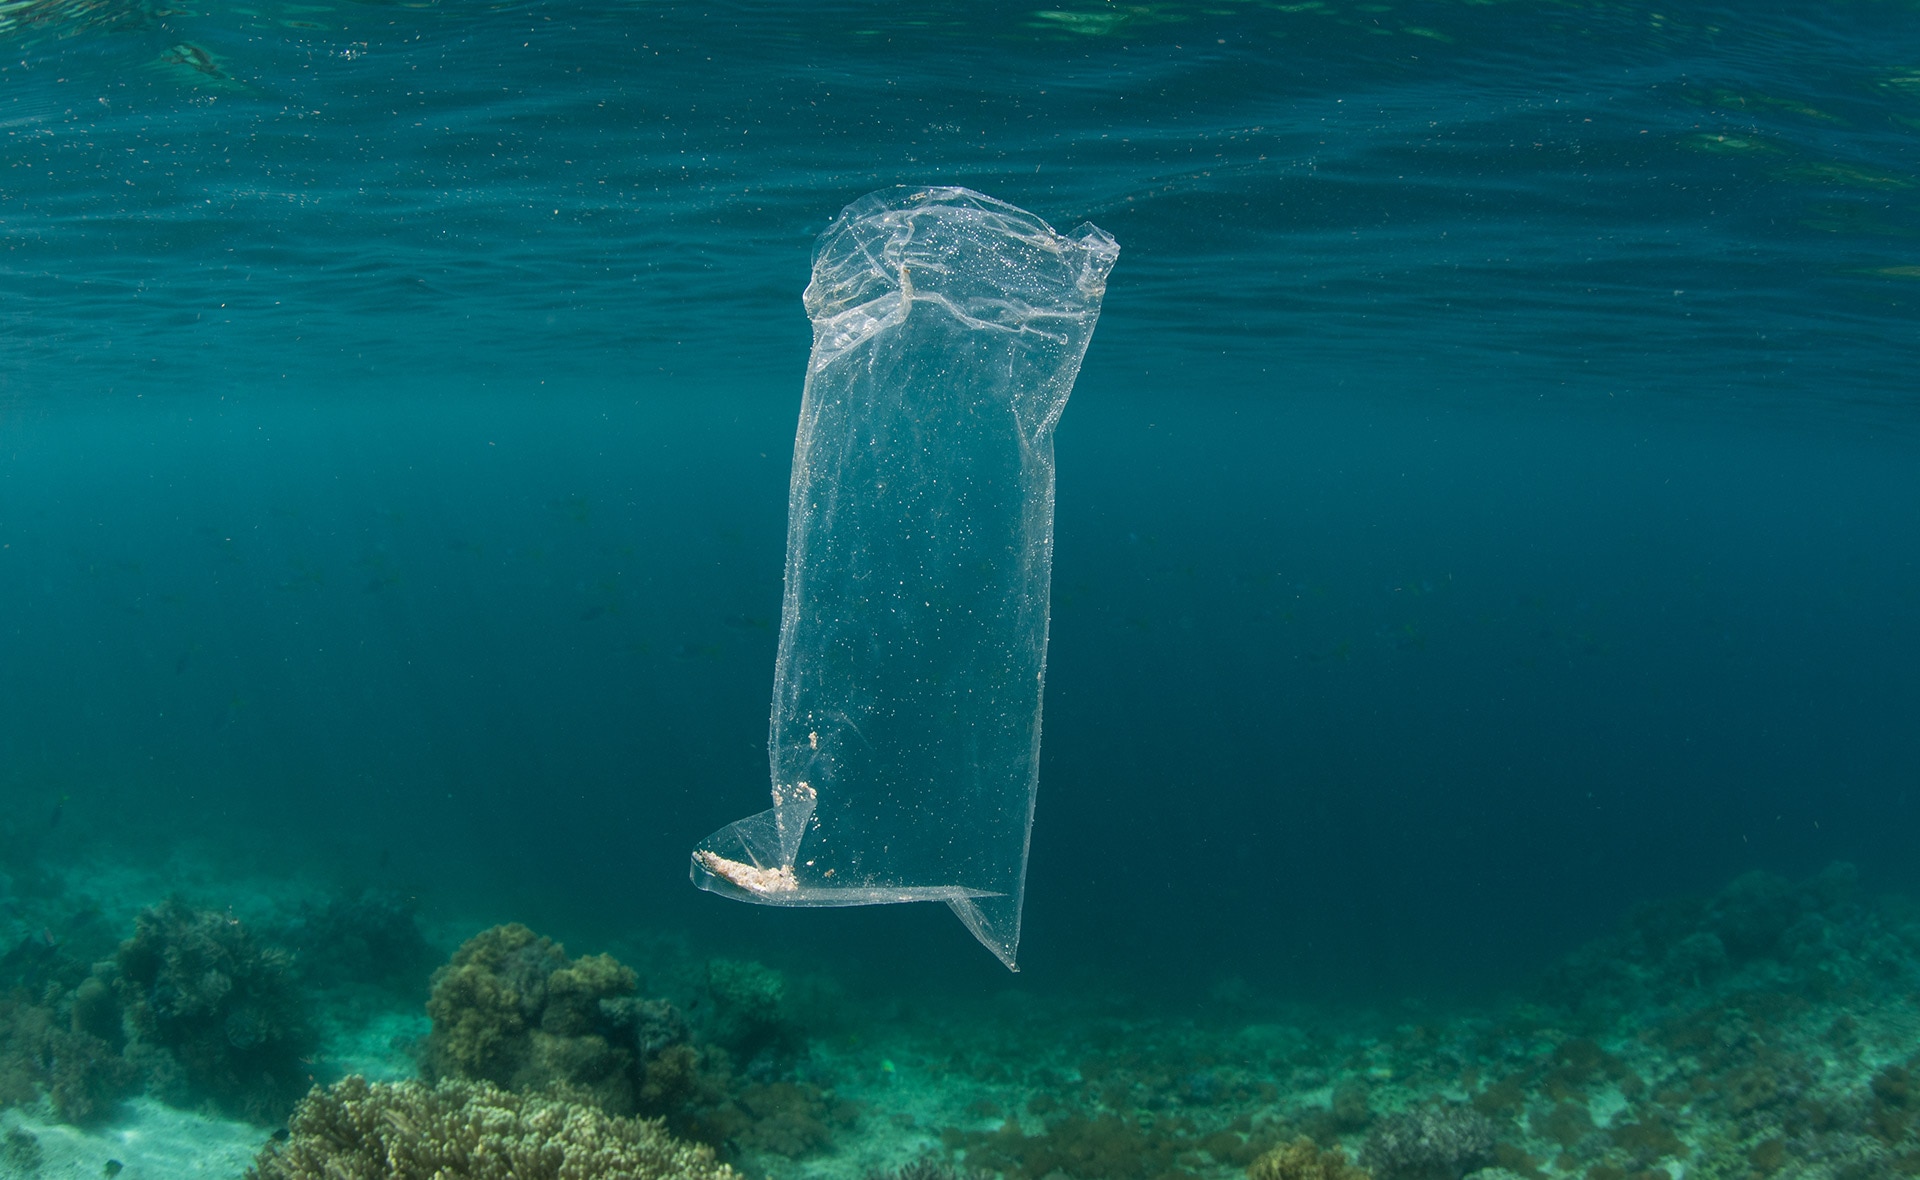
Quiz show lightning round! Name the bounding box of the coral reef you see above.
[1358,1104,1497,1180]
[706,1080,860,1157]
[702,958,797,1061]
[890,863,1920,1180]
[422,923,672,1117]
[0,987,137,1123]
[246,1074,738,1180]
[0,929,134,1125]
[1250,1136,1372,1180]
[959,1111,1186,1180]
[280,887,432,994]
[863,1158,990,1180]
[13,857,1916,1180]
[417,924,831,1155]
[1542,862,1875,1022]
[112,898,316,1122]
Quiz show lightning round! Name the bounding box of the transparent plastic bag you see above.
[690,186,1118,969]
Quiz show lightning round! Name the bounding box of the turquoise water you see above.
[4,2,1920,1176]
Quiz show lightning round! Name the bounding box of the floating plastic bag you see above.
[689,186,1118,970]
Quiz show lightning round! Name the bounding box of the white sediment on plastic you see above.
[689,186,1117,970]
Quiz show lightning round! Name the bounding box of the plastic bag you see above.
[690,186,1118,970]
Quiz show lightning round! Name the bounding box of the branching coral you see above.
[113,899,316,1122]
[246,1075,738,1180]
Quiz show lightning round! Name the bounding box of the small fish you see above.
[38,927,56,949]
[104,1162,124,1179]
[162,42,224,77]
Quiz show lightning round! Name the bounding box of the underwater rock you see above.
[1358,1104,1497,1180]
[113,898,316,1123]
[246,1074,737,1180]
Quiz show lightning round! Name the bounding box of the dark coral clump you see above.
[113,898,317,1122]
[701,958,798,1063]
[708,1080,859,1158]
[422,923,723,1130]
[0,986,137,1124]
[3,900,321,1127]
[0,931,136,1124]
[423,922,645,1113]
[280,888,433,995]
[418,925,855,1160]
[1542,862,1871,1022]
[1358,1104,1497,1180]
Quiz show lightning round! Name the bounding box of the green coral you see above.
[246,1075,738,1180]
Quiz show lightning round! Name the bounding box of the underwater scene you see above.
[5,0,1920,1177]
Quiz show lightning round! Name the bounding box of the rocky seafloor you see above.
[2,853,1917,1180]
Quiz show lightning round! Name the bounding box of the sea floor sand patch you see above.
[3,1098,263,1180]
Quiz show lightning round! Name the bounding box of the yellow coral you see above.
[422,923,565,1083]
[1249,1137,1373,1180]
[247,1075,737,1180]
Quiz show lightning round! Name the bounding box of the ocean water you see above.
[3,1,1920,1177]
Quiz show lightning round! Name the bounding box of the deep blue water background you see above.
[3,0,1918,999]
